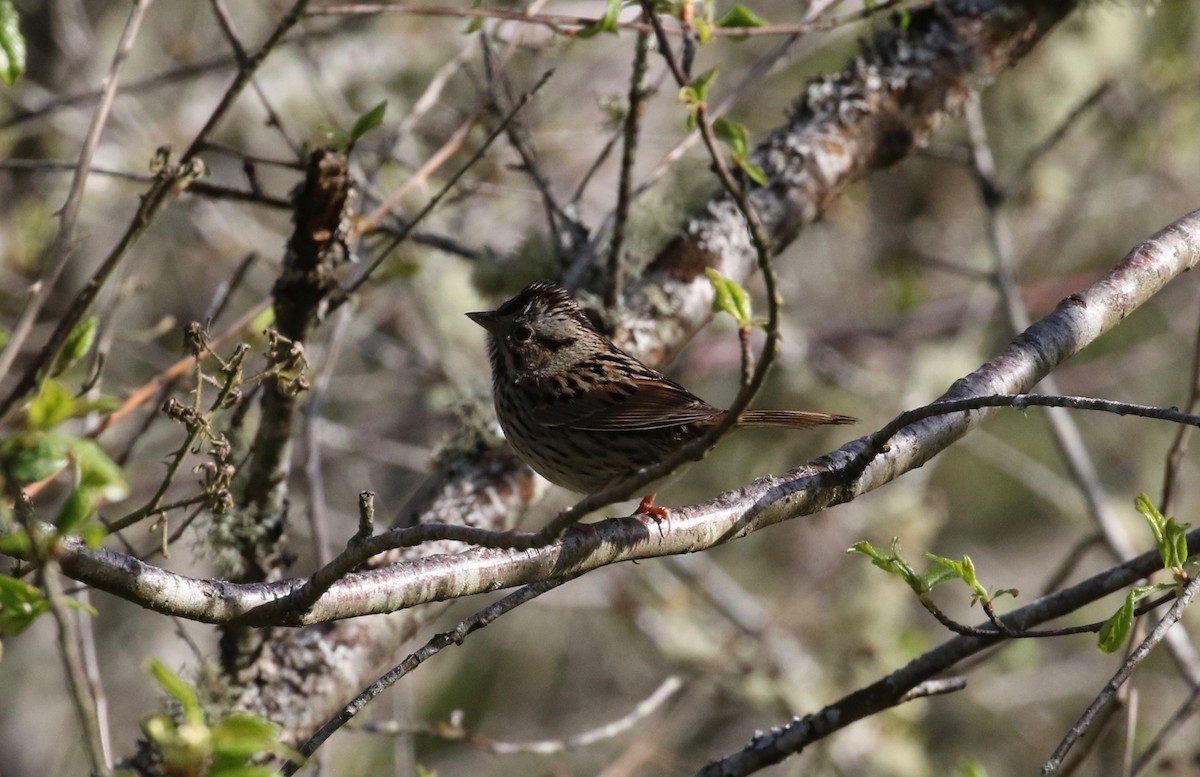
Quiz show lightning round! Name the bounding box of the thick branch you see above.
[46,209,1200,624]
[623,0,1077,363]
[696,529,1200,776]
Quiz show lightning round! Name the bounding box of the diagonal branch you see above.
[695,530,1200,777]
[37,207,1200,625]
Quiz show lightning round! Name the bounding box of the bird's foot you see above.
[633,493,669,537]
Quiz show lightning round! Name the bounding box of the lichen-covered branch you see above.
[48,208,1200,627]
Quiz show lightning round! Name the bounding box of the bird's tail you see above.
[736,409,857,430]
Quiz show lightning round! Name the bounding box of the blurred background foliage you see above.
[2,1,1200,775]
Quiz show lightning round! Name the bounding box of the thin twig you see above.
[480,37,581,263]
[343,69,555,295]
[1042,575,1200,775]
[348,115,476,242]
[74,588,113,766]
[0,159,291,208]
[43,562,112,776]
[0,0,315,420]
[282,574,579,774]
[307,2,906,39]
[695,536,1185,777]
[963,96,1200,689]
[1130,683,1200,776]
[209,0,303,158]
[357,676,682,754]
[1008,80,1111,195]
[881,393,1200,435]
[302,303,355,565]
[605,25,652,308]
[87,300,270,441]
[137,345,246,523]
[0,0,156,390]
[0,158,288,206]
[917,589,1176,641]
[1160,297,1200,515]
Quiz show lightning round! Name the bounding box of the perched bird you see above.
[467,281,855,516]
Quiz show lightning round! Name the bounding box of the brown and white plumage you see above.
[468,281,855,494]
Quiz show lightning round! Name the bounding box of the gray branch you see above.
[49,207,1200,624]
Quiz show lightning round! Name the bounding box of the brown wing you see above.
[539,376,723,431]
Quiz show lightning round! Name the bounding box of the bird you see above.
[467,281,855,518]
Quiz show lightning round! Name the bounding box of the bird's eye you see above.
[512,324,534,342]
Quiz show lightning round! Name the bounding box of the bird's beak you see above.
[466,310,501,333]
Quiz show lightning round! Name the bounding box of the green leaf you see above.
[147,659,205,726]
[349,100,388,145]
[578,0,621,38]
[0,0,25,86]
[51,316,97,377]
[922,556,960,590]
[924,552,988,600]
[211,714,283,761]
[0,526,31,555]
[79,520,107,549]
[316,122,351,149]
[1097,590,1136,653]
[679,69,718,130]
[63,437,129,501]
[72,394,123,416]
[27,379,76,430]
[694,17,713,44]
[249,306,276,336]
[64,597,98,617]
[0,574,49,635]
[714,3,768,30]
[691,68,717,101]
[55,489,93,535]
[211,767,279,777]
[739,160,768,186]
[712,117,749,158]
[464,0,485,33]
[958,757,988,777]
[705,269,753,327]
[1136,493,1167,549]
[2,432,68,483]
[1136,493,1191,569]
[1097,584,1162,653]
[848,537,922,591]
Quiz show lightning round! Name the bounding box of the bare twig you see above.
[605,26,652,308]
[307,2,907,39]
[209,0,302,158]
[1008,80,1111,194]
[343,69,555,295]
[694,536,1196,777]
[964,93,1200,690]
[0,0,156,389]
[282,574,579,774]
[43,562,112,776]
[358,676,682,754]
[0,159,291,208]
[0,0,315,420]
[1130,683,1200,776]
[1042,575,1200,775]
[1160,299,1200,515]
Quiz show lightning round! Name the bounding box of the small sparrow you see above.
[468,282,855,516]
